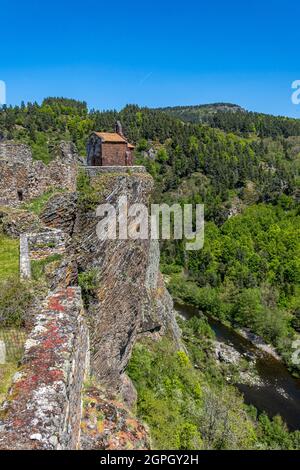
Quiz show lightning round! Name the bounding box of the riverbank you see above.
[238,328,281,361]
[174,295,282,362]
[174,301,300,432]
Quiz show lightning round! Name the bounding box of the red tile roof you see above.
[93,132,128,143]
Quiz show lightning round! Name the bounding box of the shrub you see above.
[160,263,182,274]
[256,413,300,450]
[137,138,148,152]
[127,339,203,450]
[78,268,98,305]
[31,254,62,281]
[77,169,104,210]
[127,336,259,450]
[0,278,33,327]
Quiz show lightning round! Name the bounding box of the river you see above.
[175,302,300,431]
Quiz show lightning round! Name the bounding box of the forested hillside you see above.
[158,103,300,138]
[1,97,299,335]
[0,99,299,353]
[156,102,244,122]
[1,98,300,448]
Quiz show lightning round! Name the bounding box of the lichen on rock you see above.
[80,385,150,450]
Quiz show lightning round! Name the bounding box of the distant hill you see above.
[157,103,300,137]
[156,103,245,123]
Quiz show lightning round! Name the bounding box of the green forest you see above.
[128,319,300,449]
[0,97,300,449]
[159,103,300,138]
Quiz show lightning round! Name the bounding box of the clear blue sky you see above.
[1,0,300,117]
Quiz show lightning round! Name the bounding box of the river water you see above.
[175,302,300,431]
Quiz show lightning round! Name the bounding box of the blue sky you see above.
[1,0,300,116]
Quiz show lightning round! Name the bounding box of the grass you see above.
[0,329,26,362]
[0,235,19,281]
[0,328,26,404]
[22,189,65,215]
[0,362,18,404]
[0,278,33,328]
[0,237,30,404]
[31,253,63,281]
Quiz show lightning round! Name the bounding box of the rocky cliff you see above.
[39,167,181,400]
[42,168,181,395]
[0,148,181,448]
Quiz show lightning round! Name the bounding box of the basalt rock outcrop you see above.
[40,192,78,235]
[10,166,181,397]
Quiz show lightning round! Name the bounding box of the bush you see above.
[127,337,258,450]
[160,263,182,274]
[78,268,98,305]
[77,169,104,210]
[256,413,300,450]
[127,339,203,449]
[127,320,300,449]
[0,278,33,327]
[168,276,227,319]
[31,254,62,281]
[137,138,148,152]
[292,308,300,332]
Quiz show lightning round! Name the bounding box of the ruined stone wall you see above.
[27,229,67,261]
[0,142,32,163]
[20,229,67,280]
[0,141,78,207]
[0,287,89,450]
